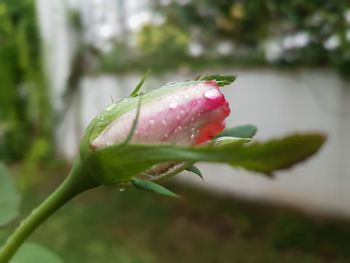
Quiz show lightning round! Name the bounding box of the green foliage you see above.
[160,0,268,45]
[0,162,20,226]
[0,0,52,161]
[67,1,350,76]
[137,23,189,59]
[99,42,130,71]
[98,52,264,74]
[90,0,349,75]
[9,178,350,263]
[155,0,350,76]
[19,138,51,191]
[12,243,63,263]
[84,133,325,185]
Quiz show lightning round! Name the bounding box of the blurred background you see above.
[1,0,350,262]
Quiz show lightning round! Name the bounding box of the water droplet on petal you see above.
[169,102,178,109]
[204,89,221,100]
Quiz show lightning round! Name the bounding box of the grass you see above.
[2,164,350,263]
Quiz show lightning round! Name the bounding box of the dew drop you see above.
[119,187,125,192]
[204,89,221,100]
[105,104,115,111]
[96,115,105,121]
[169,102,178,109]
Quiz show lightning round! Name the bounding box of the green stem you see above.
[0,158,99,263]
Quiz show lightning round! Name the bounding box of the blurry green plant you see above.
[137,23,189,59]
[98,23,191,73]
[0,0,52,162]
[69,0,350,77]
[156,0,350,76]
[20,138,51,191]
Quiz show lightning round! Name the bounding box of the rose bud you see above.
[91,80,230,148]
[79,75,325,189]
[79,79,230,183]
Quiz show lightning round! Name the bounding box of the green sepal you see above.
[214,125,257,139]
[123,96,142,144]
[131,178,179,198]
[82,133,326,185]
[129,69,151,97]
[197,74,236,87]
[186,165,204,180]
